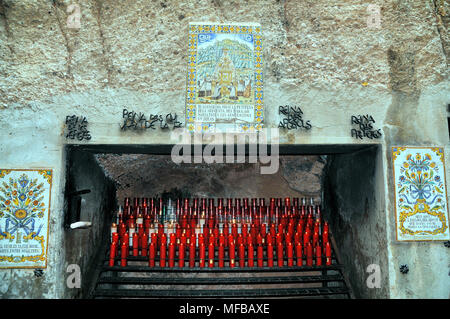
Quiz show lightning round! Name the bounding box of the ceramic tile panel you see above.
[392,147,450,241]
[0,169,52,268]
[186,22,263,133]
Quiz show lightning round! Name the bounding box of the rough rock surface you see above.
[0,0,447,110]
[96,154,325,204]
[0,0,448,299]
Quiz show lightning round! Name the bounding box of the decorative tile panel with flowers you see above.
[0,169,52,268]
[185,22,263,133]
[392,147,450,241]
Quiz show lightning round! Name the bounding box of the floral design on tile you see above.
[0,169,52,268]
[392,147,449,241]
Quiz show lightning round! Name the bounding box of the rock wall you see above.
[63,148,116,298]
[0,0,448,298]
[96,154,326,204]
[324,146,389,298]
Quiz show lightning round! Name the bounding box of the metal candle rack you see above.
[109,197,333,268]
[90,197,353,298]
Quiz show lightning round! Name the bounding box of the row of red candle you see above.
[109,219,331,267]
[113,221,328,248]
[118,205,320,228]
[116,201,322,234]
[109,236,332,268]
[113,210,327,245]
[123,197,316,210]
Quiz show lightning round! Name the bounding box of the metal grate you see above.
[90,235,352,299]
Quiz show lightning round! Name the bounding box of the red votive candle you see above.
[208,242,215,268]
[111,223,117,241]
[178,243,185,268]
[109,242,116,267]
[242,223,248,237]
[277,223,283,235]
[158,224,164,240]
[168,242,175,268]
[261,223,267,238]
[229,242,235,268]
[285,231,292,244]
[293,241,300,264]
[288,222,294,236]
[147,240,155,264]
[287,242,293,267]
[314,220,320,235]
[141,232,148,257]
[176,224,182,240]
[170,233,176,245]
[267,243,274,267]
[312,230,319,249]
[218,244,225,268]
[242,226,248,244]
[161,233,167,246]
[123,233,129,250]
[276,232,282,246]
[294,232,300,246]
[120,241,127,267]
[160,243,166,267]
[277,242,283,267]
[223,223,229,239]
[112,231,119,243]
[246,234,252,246]
[248,243,254,267]
[213,227,219,246]
[232,223,238,240]
[239,244,245,267]
[306,242,313,266]
[237,233,244,246]
[151,233,158,246]
[250,224,257,245]
[303,230,310,255]
[186,224,192,239]
[112,232,119,256]
[219,233,225,246]
[316,244,322,266]
[209,234,215,247]
[190,234,196,248]
[144,214,151,231]
[180,233,187,246]
[322,229,329,244]
[270,224,276,237]
[228,234,234,247]
[128,214,135,228]
[138,224,144,240]
[119,222,126,239]
[199,243,206,268]
[257,244,263,267]
[325,242,332,266]
[296,221,303,235]
[189,241,196,268]
[198,234,204,247]
[132,232,139,257]
[323,221,329,234]
[256,233,263,246]
[267,233,273,246]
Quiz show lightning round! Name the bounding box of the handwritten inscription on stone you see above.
[278,105,311,130]
[351,115,382,139]
[120,109,182,131]
[65,115,91,141]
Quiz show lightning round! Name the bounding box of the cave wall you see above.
[0,0,448,298]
